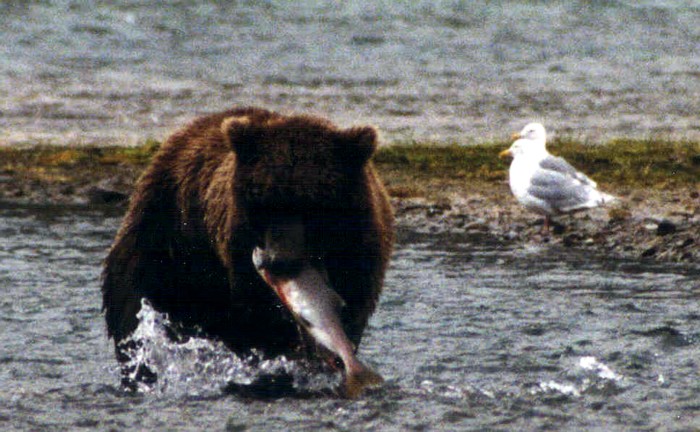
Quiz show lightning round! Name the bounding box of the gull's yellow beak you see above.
[498,148,512,159]
[511,132,521,141]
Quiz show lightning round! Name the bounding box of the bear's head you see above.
[221,112,380,262]
[222,113,378,214]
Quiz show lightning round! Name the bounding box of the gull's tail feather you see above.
[560,189,618,213]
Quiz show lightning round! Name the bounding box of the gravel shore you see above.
[393,186,699,264]
[1,172,697,264]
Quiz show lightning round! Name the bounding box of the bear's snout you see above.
[252,216,308,278]
[252,246,305,278]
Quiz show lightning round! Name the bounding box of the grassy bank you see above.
[375,138,699,196]
[0,139,161,192]
[376,138,699,200]
[0,138,697,201]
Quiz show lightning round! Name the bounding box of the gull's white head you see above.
[499,122,548,159]
[516,123,546,143]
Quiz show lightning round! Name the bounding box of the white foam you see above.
[533,356,624,398]
[578,356,622,381]
[120,300,340,396]
[537,380,580,397]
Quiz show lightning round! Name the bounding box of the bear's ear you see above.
[335,126,378,166]
[221,116,263,163]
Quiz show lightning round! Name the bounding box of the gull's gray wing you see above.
[527,165,592,212]
[538,155,596,187]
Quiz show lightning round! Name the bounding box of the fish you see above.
[253,251,384,398]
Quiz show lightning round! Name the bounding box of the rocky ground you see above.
[393,186,699,264]
[1,170,697,264]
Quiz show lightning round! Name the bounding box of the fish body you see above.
[255,258,383,398]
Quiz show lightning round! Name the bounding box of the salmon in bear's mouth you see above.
[252,247,383,398]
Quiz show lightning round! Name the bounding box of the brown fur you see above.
[101,107,394,381]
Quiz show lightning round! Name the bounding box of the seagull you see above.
[499,123,616,233]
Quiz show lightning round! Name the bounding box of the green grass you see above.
[95,138,161,165]
[0,139,160,169]
[375,141,507,181]
[0,140,161,186]
[374,138,699,190]
[0,138,697,198]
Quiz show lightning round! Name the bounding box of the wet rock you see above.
[563,234,581,247]
[641,247,657,258]
[656,219,676,236]
[677,238,694,248]
[85,186,128,205]
[60,184,75,196]
[426,203,451,217]
[629,191,645,203]
[462,219,489,232]
[503,230,519,241]
[551,223,566,235]
[607,206,631,223]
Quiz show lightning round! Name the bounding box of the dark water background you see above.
[1,0,699,146]
[1,204,699,431]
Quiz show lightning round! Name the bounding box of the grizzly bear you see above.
[101,107,394,396]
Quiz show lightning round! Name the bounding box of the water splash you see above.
[537,380,581,397]
[120,300,341,397]
[578,356,622,382]
[419,379,496,401]
[533,356,624,398]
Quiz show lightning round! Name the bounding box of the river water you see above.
[1,204,699,431]
[1,0,699,146]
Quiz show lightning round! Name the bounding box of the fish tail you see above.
[342,363,384,398]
